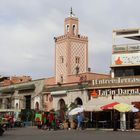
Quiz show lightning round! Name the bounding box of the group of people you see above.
[35,112,59,130]
[0,112,15,136]
[35,112,84,130]
[0,112,14,130]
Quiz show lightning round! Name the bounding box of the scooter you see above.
[0,125,4,136]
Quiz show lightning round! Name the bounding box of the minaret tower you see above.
[55,8,88,83]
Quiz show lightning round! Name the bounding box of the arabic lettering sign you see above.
[112,53,140,66]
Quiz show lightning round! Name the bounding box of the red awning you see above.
[100,102,119,110]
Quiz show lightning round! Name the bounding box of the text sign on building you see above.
[113,44,140,53]
[113,45,127,52]
[112,53,140,66]
[93,77,140,86]
[98,88,140,97]
[128,44,140,51]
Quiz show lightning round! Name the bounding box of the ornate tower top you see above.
[70,7,75,17]
[64,8,78,36]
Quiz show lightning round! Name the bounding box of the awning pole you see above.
[90,112,92,122]
[120,112,126,131]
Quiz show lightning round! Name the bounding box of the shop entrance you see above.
[25,95,31,109]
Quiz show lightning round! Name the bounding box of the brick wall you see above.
[0,76,32,86]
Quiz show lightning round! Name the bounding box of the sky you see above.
[0,0,140,80]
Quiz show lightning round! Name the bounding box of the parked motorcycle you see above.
[0,125,4,136]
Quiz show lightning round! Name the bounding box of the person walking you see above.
[77,113,82,130]
[48,113,54,130]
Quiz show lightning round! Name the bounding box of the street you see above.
[1,127,140,140]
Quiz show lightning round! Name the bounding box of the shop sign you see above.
[113,46,126,52]
[113,44,140,53]
[98,88,140,96]
[128,44,140,51]
[112,52,140,66]
[93,77,140,86]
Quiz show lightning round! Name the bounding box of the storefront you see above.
[84,76,140,130]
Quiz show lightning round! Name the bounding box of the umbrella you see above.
[113,103,132,112]
[68,106,84,116]
[100,102,119,110]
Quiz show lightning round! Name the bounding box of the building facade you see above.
[55,9,88,84]
[111,28,140,78]
[44,10,109,115]
[83,29,140,130]
[0,78,45,111]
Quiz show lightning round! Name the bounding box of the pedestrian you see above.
[54,117,59,130]
[77,113,82,130]
[66,119,71,130]
[48,113,54,130]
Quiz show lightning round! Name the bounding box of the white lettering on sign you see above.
[98,88,140,96]
[93,77,140,86]
[118,89,139,95]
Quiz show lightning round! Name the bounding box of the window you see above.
[75,57,80,64]
[66,24,69,33]
[114,68,134,77]
[61,76,63,83]
[72,24,76,35]
[16,103,18,109]
[60,56,64,63]
[46,94,48,101]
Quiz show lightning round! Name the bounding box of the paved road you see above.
[1,127,140,140]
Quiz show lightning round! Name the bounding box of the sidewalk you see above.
[85,128,140,132]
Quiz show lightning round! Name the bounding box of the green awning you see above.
[0,87,14,93]
[15,84,35,91]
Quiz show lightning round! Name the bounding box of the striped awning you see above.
[83,98,113,111]
[83,96,140,112]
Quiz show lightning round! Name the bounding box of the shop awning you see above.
[84,105,102,112]
[83,98,114,112]
[0,87,14,93]
[15,84,35,91]
[84,96,140,112]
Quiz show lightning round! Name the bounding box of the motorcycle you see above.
[0,125,4,136]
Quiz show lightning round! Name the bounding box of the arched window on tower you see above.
[72,24,76,35]
[61,76,63,83]
[66,24,70,33]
